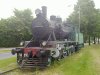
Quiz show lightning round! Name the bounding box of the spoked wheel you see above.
[62,51,67,58]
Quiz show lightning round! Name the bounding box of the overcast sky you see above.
[0,0,100,20]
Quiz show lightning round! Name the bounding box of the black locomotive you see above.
[11,6,84,68]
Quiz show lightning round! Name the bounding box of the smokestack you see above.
[42,6,47,18]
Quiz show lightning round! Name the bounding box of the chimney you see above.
[42,6,47,18]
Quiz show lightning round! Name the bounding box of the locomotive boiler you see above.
[11,6,84,68]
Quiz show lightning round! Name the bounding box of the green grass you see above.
[59,47,95,75]
[37,45,99,75]
[6,45,100,75]
[0,50,11,54]
[0,57,17,72]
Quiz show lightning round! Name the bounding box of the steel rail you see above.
[0,67,19,75]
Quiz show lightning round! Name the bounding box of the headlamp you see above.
[42,41,47,46]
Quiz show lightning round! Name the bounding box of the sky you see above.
[0,0,100,20]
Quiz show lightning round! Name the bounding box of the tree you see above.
[0,9,33,47]
[67,0,99,45]
[13,9,33,40]
[94,9,100,44]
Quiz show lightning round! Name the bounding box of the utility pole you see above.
[79,5,80,33]
[78,4,81,43]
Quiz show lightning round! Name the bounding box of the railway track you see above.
[0,67,19,75]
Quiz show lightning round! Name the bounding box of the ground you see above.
[0,52,16,60]
[1,45,100,75]
[0,50,10,54]
[0,57,16,73]
[0,49,16,60]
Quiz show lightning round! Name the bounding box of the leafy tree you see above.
[67,0,99,45]
[0,9,33,47]
[13,9,33,40]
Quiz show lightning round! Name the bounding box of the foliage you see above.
[0,9,33,47]
[67,0,100,43]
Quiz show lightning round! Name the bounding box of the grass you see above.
[0,57,17,72]
[37,46,95,75]
[6,45,100,75]
[0,50,11,54]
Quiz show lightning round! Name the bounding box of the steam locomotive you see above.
[11,6,84,68]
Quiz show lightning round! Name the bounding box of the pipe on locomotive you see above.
[41,6,47,19]
[35,6,47,19]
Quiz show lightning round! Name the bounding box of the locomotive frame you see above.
[11,6,84,68]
